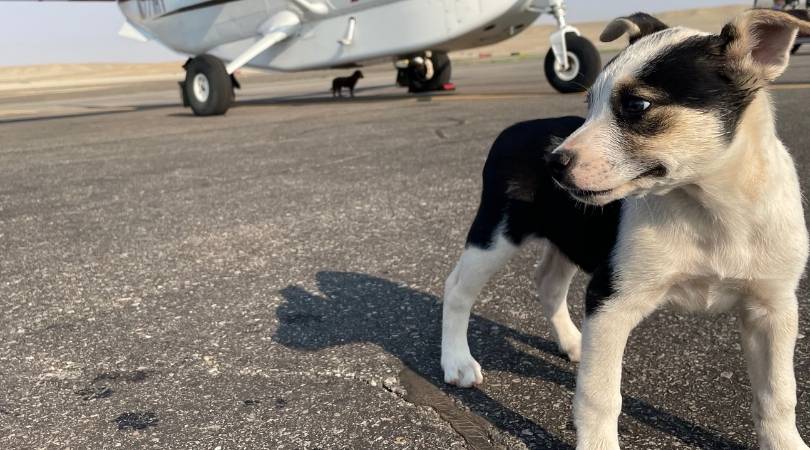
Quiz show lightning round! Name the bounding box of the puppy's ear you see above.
[722,9,810,82]
[600,12,669,44]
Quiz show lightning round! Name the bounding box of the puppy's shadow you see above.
[274,271,749,450]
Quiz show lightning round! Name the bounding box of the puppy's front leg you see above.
[442,234,518,387]
[739,292,809,450]
[574,277,664,450]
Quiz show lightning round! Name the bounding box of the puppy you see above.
[441,10,810,450]
[331,70,364,97]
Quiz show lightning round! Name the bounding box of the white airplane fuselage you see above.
[118,0,544,71]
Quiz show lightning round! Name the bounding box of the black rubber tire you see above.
[544,34,601,93]
[183,55,233,116]
[408,51,452,93]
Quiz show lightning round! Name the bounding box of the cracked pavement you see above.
[1,55,810,449]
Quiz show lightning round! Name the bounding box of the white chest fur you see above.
[614,161,808,313]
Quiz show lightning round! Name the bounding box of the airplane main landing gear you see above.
[396,51,452,93]
[177,11,299,116]
[180,55,235,116]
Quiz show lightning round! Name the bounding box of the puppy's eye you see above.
[621,96,651,115]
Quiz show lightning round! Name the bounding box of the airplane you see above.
[47,0,603,116]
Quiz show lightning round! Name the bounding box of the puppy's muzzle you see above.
[545,149,616,199]
[545,149,576,186]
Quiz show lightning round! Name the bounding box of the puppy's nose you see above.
[545,150,575,179]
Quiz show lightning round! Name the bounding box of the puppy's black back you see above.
[466,116,621,273]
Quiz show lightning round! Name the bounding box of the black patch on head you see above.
[626,12,670,44]
[719,23,739,50]
[611,85,670,136]
[634,35,759,138]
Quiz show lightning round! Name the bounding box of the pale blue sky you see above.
[0,1,747,66]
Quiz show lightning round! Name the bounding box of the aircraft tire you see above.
[183,55,234,116]
[408,51,451,93]
[544,34,600,94]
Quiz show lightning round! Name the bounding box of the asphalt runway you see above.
[2,54,810,450]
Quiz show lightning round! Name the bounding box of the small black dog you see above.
[331,70,363,97]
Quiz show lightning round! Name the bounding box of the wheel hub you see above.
[409,56,435,82]
[192,73,210,103]
[554,52,581,82]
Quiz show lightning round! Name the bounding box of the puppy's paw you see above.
[441,351,483,388]
[758,424,810,450]
[759,436,810,450]
[576,436,620,450]
[558,329,582,363]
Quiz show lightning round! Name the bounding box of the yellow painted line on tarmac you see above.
[437,86,810,99]
[0,85,107,100]
[0,106,137,122]
[431,86,810,100]
[0,109,39,117]
[429,92,563,102]
[771,83,810,90]
[434,94,531,101]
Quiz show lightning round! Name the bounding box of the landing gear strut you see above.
[180,55,235,116]
[396,51,452,93]
[178,11,300,116]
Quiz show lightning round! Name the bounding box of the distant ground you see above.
[450,4,747,58]
[0,5,749,98]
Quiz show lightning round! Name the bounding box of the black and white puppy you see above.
[441,10,810,450]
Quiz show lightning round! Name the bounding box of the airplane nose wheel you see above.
[192,73,211,103]
[180,55,234,116]
[544,34,600,93]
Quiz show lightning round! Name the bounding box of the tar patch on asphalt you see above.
[74,369,151,402]
[114,411,159,430]
[74,385,114,401]
[399,367,494,450]
[93,369,151,383]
